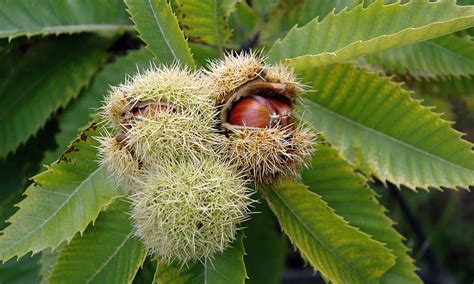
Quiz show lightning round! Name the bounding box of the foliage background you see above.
[0,0,473,283]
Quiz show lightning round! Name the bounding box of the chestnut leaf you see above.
[48,198,146,284]
[175,0,237,54]
[243,200,286,284]
[406,75,474,97]
[153,233,246,284]
[302,144,421,283]
[0,125,126,263]
[262,0,474,80]
[0,36,108,159]
[263,178,396,283]
[125,0,195,68]
[0,0,131,40]
[364,34,474,80]
[260,0,362,47]
[267,0,474,68]
[299,63,474,190]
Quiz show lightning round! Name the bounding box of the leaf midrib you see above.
[268,185,367,282]
[0,166,103,255]
[304,100,474,173]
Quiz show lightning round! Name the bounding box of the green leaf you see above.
[243,200,286,284]
[0,191,21,231]
[125,0,195,67]
[263,178,396,283]
[189,43,219,67]
[228,1,258,48]
[267,0,474,67]
[49,198,146,284]
[0,254,40,284]
[301,144,422,283]
[0,124,126,262]
[175,0,237,54]
[39,247,63,283]
[406,75,474,97]
[260,0,362,46]
[0,124,58,283]
[0,124,57,230]
[251,0,279,18]
[0,36,108,158]
[42,49,154,165]
[0,0,131,40]
[153,233,246,284]
[133,257,157,284]
[298,63,474,190]
[364,35,474,79]
[414,94,456,122]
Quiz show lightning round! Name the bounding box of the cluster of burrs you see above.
[98,52,316,264]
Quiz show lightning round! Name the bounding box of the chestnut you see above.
[227,95,292,128]
[220,80,293,130]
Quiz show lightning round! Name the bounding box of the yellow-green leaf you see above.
[49,198,146,284]
[0,125,125,262]
[263,178,396,283]
[268,0,474,67]
[125,0,195,67]
[153,233,246,284]
[175,0,237,54]
[298,63,474,190]
[0,0,131,40]
[302,144,422,283]
[364,35,474,79]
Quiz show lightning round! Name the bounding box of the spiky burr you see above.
[205,52,317,184]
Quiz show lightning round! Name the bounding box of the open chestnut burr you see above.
[206,52,316,184]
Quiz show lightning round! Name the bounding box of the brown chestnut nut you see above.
[227,95,292,128]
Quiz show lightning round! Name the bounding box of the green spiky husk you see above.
[130,155,253,264]
[101,88,131,128]
[102,64,214,128]
[123,108,218,163]
[204,51,304,105]
[204,51,264,104]
[218,125,316,184]
[97,135,141,188]
[98,64,218,182]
